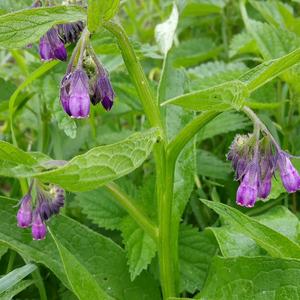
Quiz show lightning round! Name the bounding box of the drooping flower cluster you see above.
[32,1,115,117]
[17,183,65,240]
[227,133,300,207]
[59,33,115,118]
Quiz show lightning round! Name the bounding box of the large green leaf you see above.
[182,0,226,17]
[50,229,112,300]
[0,6,86,48]
[36,128,160,192]
[162,80,249,111]
[201,199,300,259]
[178,225,218,293]
[0,197,161,300]
[199,256,300,299]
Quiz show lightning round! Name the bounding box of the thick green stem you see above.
[105,182,158,242]
[168,111,220,161]
[104,21,176,298]
[103,21,163,131]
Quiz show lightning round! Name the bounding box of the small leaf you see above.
[0,263,36,294]
[155,4,179,55]
[199,256,300,299]
[162,80,249,112]
[36,128,160,192]
[0,6,86,48]
[201,199,300,259]
[182,0,226,17]
[50,229,112,300]
[121,217,157,281]
[229,31,257,57]
[178,225,218,293]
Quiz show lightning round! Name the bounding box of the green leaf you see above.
[121,216,157,281]
[239,48,300,92]
[75,189,126,230]
[50,229,112,300]
[229,31,257,57]
[248,20,300,59]
[36,128,160,192]
[87,0,120,32]
[0,6,86,48]
[199,256,300,299]
[172,38,221,68]
[198,111,250,141]
[189,61,248,90]
[178,225,218,293]
[201,199,300,259]
[182,0,226,17]
[210,206,299,257]
[0,246,8,259]
[162,80,249,112]
[0,197,161,300]
[155,4,179,55]
[197,150,232,180]
[0,280,33,300]
[0,263,36,294]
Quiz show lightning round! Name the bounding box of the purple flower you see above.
[58,21,84,44]
[39,28,67,61]
[236,164,259,207]
[31,0,42,8]
[60,69,90,118]
[258,175,272,199]
[31,212,47,240]
[91,73,115,111]
[277,152,300,193]
[17,194,32,228]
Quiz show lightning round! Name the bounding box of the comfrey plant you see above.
[228,107,300,207]
[3,1,300,300]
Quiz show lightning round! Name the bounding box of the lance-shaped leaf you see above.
[0,263,36,294]
[201,199,300,259]
[50,229,113,300]
[239,47,300,92]
[35,128,160,192]
[0,6,86,48]
[161,80,248,112]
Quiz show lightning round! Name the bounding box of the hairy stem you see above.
[104,21,177,298]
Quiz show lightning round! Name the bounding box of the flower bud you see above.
[39,28,67,61]
[58,21,84,44]
[277,152,300,193]
[60,69,90,118]
[236,164,259,207]
[17,194,32,228]
[32,212,47,240]
[91,73,115,111]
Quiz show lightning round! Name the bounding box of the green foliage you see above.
[0,6,86,48]
[199,256,300,299]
